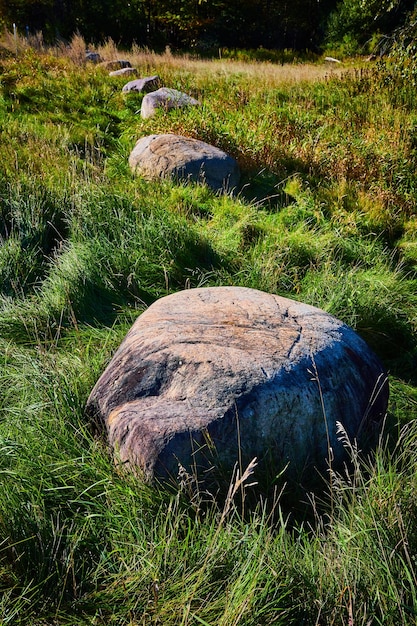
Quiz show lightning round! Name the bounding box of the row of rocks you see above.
[102,59,201,120]
[106,64,240,193]
[84,60,389,494]
[120,71,199,120]
[85,55,239,193]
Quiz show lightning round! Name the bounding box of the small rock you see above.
[109,67,137,77]
[122,75,161,93]
[102,59,132,70]
[85,51,102,63]
[140,87,199,119]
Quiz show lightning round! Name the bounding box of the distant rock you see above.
[128,133,240,193]
[85,51,102,63]
[86,287,389,488]
[102,59,132,70]
[109,67,137,77]
[122,75,161,93]
[140,87,199,119]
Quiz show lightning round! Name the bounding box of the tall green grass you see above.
[1,36,417,624]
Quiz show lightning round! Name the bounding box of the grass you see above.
[1,32,417,624]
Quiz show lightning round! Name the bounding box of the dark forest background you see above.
[1,0,416,55]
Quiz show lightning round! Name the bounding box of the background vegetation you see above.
[0,0,416,55]
[1,30,417,625]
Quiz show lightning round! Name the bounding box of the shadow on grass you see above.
[356,309,417,388]
[0,231,230,346]
[236,154,324,210]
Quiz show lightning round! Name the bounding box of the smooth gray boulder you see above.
[128,133,240,192]
[140,87,198,119]
[86,287,389,487]
[122,75,160,93]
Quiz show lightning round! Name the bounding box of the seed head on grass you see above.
[220,458,258,523]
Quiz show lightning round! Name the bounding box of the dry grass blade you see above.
[221,457,258,522]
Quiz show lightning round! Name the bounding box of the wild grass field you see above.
[1,33,417,625]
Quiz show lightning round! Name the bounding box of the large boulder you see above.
[128,133,240,193]
[122,75,160,93]
[140,87,198,119]
[86,287,389,487]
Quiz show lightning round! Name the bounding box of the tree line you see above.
[0,0,416,53]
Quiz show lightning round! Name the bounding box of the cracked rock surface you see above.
[129,133,240,192]
[86,286,388,485]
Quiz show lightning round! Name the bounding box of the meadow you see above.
[1,33,417,625]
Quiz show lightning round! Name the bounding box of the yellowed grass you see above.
[127,48,346,86]
[96,37,121,62]
[0,27,32,54]
[0,29,346,87]
[94,37,347,86]
[64,32,87,65]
